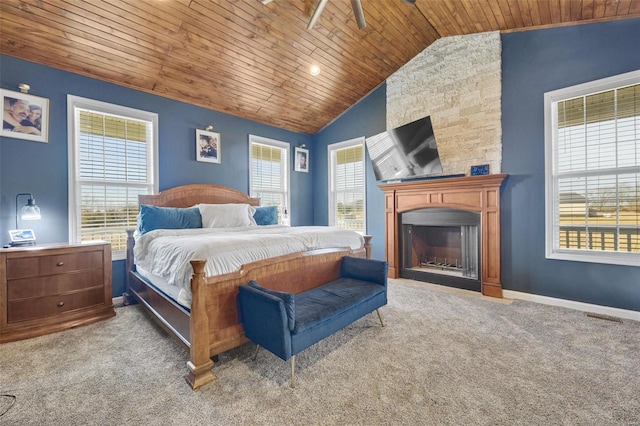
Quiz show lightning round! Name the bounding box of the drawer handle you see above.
[56,262,64,267]
[57,302,65,307]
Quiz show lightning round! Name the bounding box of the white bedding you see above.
[134,225,364,306]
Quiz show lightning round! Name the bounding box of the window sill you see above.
[112,250,126,262]
[546,249,640,267]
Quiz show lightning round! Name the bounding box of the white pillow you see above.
[198,203,257,228]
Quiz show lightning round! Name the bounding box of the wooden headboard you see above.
[138,184,260,208]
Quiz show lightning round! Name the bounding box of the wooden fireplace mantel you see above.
[380,174,508,298]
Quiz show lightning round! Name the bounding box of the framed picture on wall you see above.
[196,129,221,164]
[0,89,49,143]
[295,146,309,172]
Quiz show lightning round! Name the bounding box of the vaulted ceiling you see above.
[1,0,638,133]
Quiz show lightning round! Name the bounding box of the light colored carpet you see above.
[1,279,638,425]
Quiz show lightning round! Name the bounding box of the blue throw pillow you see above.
[248,280,295,330]
[253,206,278,226]
[138,205,202,235]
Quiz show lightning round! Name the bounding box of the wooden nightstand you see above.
[0,241,115,343]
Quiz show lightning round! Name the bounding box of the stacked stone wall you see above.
[386,31,502,174]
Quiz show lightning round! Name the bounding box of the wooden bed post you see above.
[185,259,216,389]
[124,229,135,305]
[364,235,373,259]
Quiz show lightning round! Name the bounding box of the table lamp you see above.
[9,193,41,246]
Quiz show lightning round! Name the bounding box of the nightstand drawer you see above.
[6,250,103,279]
[7,287,105,323]
[7,269,104,301]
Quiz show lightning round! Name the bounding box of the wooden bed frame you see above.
[125,184,372,389]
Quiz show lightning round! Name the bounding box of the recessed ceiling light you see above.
[310,65,320,76]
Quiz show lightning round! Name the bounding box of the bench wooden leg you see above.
[376,309,385,327]
[290,355,296,388]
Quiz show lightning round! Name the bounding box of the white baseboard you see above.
[112,296,125,307]
[502,290,640,322]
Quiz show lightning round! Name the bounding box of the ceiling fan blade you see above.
[351,0,366,29]
[307,0,329,30]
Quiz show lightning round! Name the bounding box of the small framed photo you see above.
[295,146,309,173]
[1,89,49,143]
[196,129,221,164]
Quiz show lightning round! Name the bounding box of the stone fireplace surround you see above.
[380,174,508,298]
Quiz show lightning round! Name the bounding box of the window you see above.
[328,137,366,234]
[68,96,158,259]
[544,71,640,266]
[249,135,290,225]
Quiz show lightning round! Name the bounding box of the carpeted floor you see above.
[1,279,638,425]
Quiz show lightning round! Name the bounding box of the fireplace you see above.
[380,174,507,297]
[401,208,481,292]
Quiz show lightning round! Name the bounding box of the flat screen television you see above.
[365,115,443,182]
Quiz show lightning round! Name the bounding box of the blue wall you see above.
[501,18,640,311]
[312,84,387,261]
[0,56,313,297]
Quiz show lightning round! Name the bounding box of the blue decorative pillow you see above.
[138,205,202,235]
[253,206,278,226]
[248,280,295,330]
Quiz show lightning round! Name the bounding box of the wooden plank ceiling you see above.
[1,0,639,134]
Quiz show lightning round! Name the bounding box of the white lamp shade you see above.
[21,203,41,221]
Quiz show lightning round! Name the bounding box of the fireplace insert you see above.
[400,208,481,292]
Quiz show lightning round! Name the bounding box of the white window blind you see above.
[249,135,289,224]
[545,72,640,266]
[68,96,157,258]
[329,137,366,234]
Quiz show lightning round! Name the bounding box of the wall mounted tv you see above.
[365,115,443,182]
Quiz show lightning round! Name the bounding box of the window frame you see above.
[248,134,290,225]
[67,95,158,260]
[328,137,367,234]
[544,70,640,266]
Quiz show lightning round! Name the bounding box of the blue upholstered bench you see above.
[238,256,388,387]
